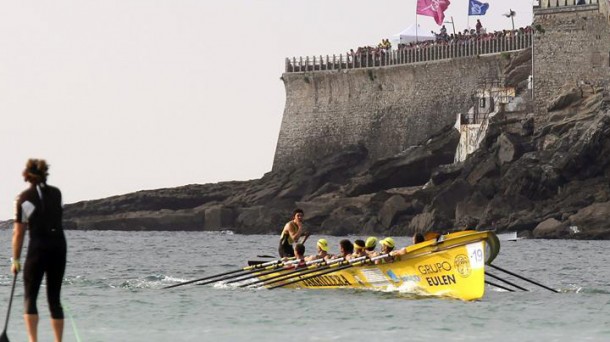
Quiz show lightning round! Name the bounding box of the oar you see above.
[256,255,276,258]
[1,274,17,342]
[490,264,559,293]
[268,254,388,290]
[194,259,301,287]
[485,272,527,291]
[224,260,304,285]
[485,280,515,292]
[242,257,344,288]
[300,232,311,244]
[163,258,287,289]
[263,257,364,288]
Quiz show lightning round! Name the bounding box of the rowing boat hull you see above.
[257,231,498,301]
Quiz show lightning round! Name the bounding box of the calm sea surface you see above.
[1,230,609,342]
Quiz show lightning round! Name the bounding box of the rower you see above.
[392,233,426,258]
[375,237,396,264]
[293,243,307,268]
[278,208,306,258]
[331,239,354,260]
[365,236,377,256]
[352,239,367,258]
[305,239,330,262]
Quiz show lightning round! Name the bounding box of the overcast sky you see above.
[0,0,534,219]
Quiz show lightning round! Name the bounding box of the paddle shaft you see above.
[490,264,558,293]
[1,274,17,341]
[485,271,529,291]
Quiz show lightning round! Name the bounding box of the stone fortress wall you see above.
[272,1,610,171]
[533,0,610,113]
[274,56,511,171]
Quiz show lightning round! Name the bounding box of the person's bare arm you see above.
[12,222,26,274]
[285,222,302,241]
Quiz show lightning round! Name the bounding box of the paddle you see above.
[268,254,387,290]
[490,264,558,293]
[256,255,277,258]
[240,257,343,288]
[1,274,17,342]
[485,271,529,291]
[163,258,287,289]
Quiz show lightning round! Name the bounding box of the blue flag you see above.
[468,0,489,16]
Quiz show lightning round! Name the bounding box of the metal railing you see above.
[285,32,532,73]
[536,0,598,8]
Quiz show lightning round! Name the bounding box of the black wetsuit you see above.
[14,183,67,319]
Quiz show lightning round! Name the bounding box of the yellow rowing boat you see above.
[255,230,500,301]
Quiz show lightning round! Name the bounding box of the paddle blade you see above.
[0,330,9,342]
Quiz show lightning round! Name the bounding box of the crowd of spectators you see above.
[348,38,392,60]
[397,24,533,51]
[310,23,535,71]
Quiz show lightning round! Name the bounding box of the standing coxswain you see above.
[278,208,310,258]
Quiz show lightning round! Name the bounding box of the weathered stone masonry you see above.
[273,55,511,171]
[533,2,610,113]
[273,1,610,171]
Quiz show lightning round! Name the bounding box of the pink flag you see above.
[417,0,451,25]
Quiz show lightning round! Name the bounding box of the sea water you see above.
[0,230,609,342]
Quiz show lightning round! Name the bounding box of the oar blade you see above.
[0,331,9,342]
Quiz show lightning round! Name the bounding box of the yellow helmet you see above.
[317,239,329,252]
[381,237,395,249]
[365,237,377,249]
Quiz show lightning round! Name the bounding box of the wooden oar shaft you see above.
[490,264,559,293]
[259,261,347,288]
[241,258,339,288]
[268,254,388,290]
[485,280,515,292]
[268,257,374,290]
[225,263,298,285]
[485,271,529,291]
[200,260,301,286]
[163,259,286,289]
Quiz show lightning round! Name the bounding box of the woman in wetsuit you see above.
[278,208,305,258]
[11,159,67,342]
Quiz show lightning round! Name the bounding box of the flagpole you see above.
[415,1,419,43]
